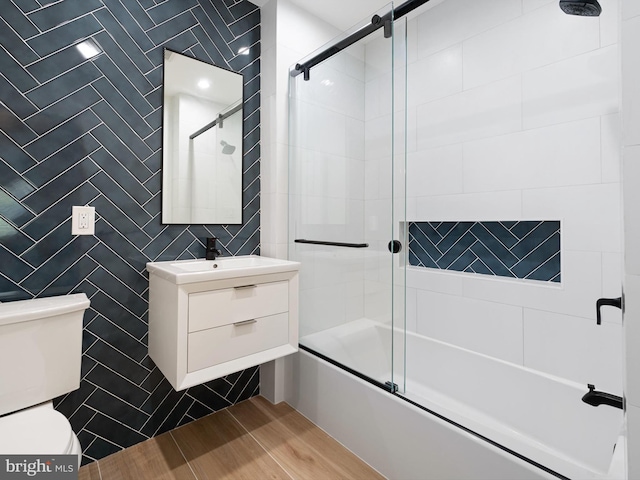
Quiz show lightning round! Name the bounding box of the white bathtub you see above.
[291,319,625,479]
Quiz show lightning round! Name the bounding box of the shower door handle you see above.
[388,240,402,254]
[596,297,622,325]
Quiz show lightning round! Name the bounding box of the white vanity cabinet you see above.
[146,256,299,390]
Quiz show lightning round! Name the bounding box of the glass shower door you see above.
[288,4,407,391]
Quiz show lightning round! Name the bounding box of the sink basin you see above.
[170,256,286,272]
[146,255,300,284]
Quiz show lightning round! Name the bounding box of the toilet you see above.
[0,293,90,466]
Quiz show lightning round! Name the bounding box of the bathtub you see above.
[288,319,625,479]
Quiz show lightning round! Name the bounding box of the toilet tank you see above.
[0,294,90,416]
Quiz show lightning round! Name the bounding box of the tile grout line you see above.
[168,430,200,480]
[226,403,297,480]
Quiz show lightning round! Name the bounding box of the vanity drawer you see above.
[188,281,288,332]
[187,312,289,372]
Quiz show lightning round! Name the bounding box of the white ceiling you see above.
[286,0,393,30]
[250,0,392,31]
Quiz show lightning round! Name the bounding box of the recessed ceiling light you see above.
[76,39,102,59]
[237,47,250,56]
[197,79,211,89]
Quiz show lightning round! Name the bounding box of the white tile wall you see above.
[522,0,555,14]
[346,117,365,161]
[462,251,602,320]
[265,0,349,258]
[404,0,622,396]
[414,190,523,221]
[407,44,463,107]
[407,144,463,197]
[462,118,602,193]
[522,45,619,129]
[283,0,402,340]
[523,309,623,393]
[364,279,392,323]
[415,0,522,59]
[407,267,464,296]
[365,72,392,121]
[415,76,522,150]
[364,32,392,84]
[406,286,417,333]
[300,62,365,119]
[463,3,599,91]
[518,4,600,71]
[298,284,345,336]
[600,0,620,47]
[415,290,524,363]
[462,18,523,90]
[522,183,622,253]
[345,278,365,321]
[602,113,622,183]
[364,115,393,160]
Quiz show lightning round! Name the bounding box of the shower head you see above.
[220,140,236,155]
[559,0,602,16]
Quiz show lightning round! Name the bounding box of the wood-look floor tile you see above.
[97,432,196,480]
[228,396,384,480]
[171,409,291,480]
[78,461,101,480]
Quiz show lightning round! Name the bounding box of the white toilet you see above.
[0,293,90,465]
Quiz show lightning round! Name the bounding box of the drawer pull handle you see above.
[233,319,257,327]
[234,284,257,290]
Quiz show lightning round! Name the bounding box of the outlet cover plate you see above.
[71,206,95,235]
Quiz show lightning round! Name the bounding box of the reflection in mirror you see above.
[162,49,243,224]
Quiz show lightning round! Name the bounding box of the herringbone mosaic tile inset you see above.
[409,221,561,282]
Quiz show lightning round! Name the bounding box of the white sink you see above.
[146,255,300,284]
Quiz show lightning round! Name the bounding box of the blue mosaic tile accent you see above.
[409,221,561,282]
[0,0,260,465]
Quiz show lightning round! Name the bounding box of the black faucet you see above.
[205,237,222,260]
[581,384,623,410]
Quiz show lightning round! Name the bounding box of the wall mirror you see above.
[162,49,243,224]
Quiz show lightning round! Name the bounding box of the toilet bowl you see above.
[0,294,90,467]
[0,403,82,463]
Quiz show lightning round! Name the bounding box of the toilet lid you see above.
[0,408,74,454]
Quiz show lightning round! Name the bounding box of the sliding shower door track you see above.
[299,344,397,393]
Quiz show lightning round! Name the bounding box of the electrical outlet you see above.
[78,212,89,229]
[72,206,95,235]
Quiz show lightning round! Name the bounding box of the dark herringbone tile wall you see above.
[0,0,260,464]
